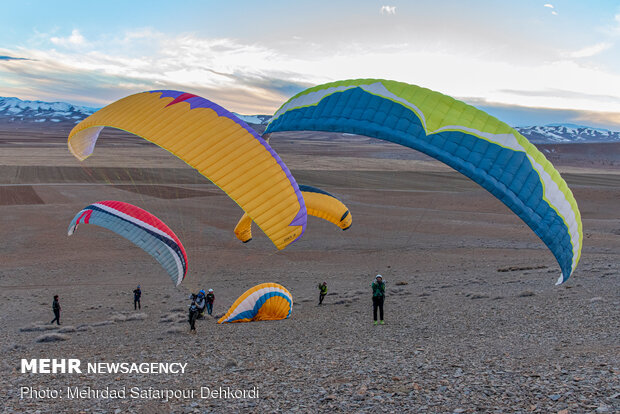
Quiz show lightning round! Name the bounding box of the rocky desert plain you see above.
[0,123,618,413]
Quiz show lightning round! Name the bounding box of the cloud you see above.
[0,35,315,113]
[380,6,396,15]
[0,55,30,61]
[573,110,620,129]
[544,4,558,15]
[603,13,620,36]
[0,57,142,106]
[50,29,88,48]
[564,42,613,58]
[1,28,619,127]
[498,88,620,105]
[469,99,620,130]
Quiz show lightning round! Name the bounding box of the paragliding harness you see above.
[195,294,207,319]
[372,282,385,298]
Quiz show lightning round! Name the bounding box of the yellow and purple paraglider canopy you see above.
[68,90,306,251]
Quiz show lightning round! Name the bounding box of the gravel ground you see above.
[0,139,618,413]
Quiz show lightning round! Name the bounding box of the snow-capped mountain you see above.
[515,124,620,144]
[0,96,98,124]
[0,96,274,127]
[232,113,272,125]
[1,96,619,143]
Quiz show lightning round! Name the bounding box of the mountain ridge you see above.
[1,96,619,144]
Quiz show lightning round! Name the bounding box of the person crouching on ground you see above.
[318,281,328,305]
[371,275,386,325]
[206,289,215,316]
[50,295,61,325]
[133,285,142,310]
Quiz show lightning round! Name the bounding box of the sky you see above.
[1,0,620,129]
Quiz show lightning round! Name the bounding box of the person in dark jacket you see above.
[188,294,199,332]
[371,275,386,325]
[50,295,61,325]
[205,289,215,315]
[318,282,328,305]
[133,285,142,310]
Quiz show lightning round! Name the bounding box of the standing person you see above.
[371,275,386,325]
[205,289,215,316]
[133,285,142,310]
[195,290,206,319]
[188,294,199,333]
[318,282,328,305]
[50,295,61,325]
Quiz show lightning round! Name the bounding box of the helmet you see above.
[375,274,383,279]
[199,289,205,295]
[208,289,213,292]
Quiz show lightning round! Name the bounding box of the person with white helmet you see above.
[371,274,386,325]
[205,288,215,316]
